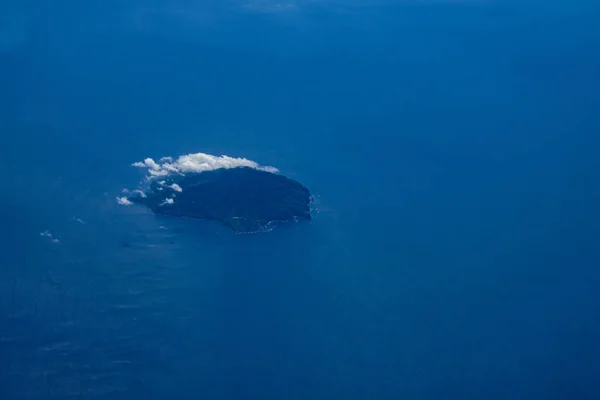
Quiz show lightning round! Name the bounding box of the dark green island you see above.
[128,167,312,233]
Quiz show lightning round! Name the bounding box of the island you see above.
[128,167,312,233]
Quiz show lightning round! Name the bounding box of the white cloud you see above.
[146,158,161,170]
[132,158,162,171]
[131,152,278,179]
[133,189,147,198]
[40,230,60,244]
[170,183,183,192]
[261,166,280,173]
[116,196,133,206]
[73,217,85,224]
[160,198,175,206]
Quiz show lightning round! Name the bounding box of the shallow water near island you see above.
[2,1,600,399]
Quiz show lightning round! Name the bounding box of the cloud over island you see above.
[117,152,279,206]
[131,152,278,178]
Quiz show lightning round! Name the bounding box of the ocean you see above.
[1,0,600,398]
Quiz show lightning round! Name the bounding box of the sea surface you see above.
[1,0,600,398]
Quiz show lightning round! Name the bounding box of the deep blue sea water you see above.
[1,1,600,398]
